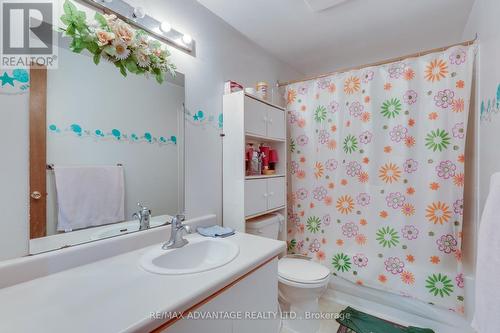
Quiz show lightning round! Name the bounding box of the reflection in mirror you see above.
[29,41,185,255]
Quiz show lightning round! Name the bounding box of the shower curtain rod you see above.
[277,35,477,87]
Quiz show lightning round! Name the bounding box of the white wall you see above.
[45,47,183,234]
[0,0,301,260]
[463,0,500,212]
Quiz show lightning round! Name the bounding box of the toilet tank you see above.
[246,213,284,239]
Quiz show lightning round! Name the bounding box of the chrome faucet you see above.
[133,203,151,230]
[162,214,190,249]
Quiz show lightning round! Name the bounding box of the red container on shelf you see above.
[259,145,270,168]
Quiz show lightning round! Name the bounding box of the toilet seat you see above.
[278,257,330,287]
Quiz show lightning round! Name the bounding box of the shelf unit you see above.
[222,91,287,241]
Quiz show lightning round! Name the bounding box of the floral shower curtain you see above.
[285,45,475,313]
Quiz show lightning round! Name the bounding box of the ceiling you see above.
[197,0,476,76]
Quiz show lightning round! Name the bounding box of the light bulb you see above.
[160,21,171,33]
[182,34,192,44]
[133,7,145,19]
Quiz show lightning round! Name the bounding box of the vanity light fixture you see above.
[132,6,145,19]
[160,21,172,33]
[182,34,192,45]
[81,0,196,55]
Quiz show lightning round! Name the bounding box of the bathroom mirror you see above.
[28,38,185,255]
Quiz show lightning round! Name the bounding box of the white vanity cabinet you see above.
[222,91,287,242]
[164,258,280,333]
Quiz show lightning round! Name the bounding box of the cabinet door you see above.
[244,179,268,217]
[244,97,268,137]
[267,177,285,210]
[266,107,285,140]
[165,286,233,333]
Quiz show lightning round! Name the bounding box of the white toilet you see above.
[246,214,330,333]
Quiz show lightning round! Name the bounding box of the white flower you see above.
[135,49,151,67]
[112,40,130,60]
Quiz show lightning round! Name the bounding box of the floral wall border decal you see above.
[48,123,177,146]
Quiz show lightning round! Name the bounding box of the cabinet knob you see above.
[31,191,42,200]
[263,116,268,122]
[268,118,273,123]
[263,193,268,197]
[269,192,274,196]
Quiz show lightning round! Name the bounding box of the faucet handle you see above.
[137,203,151,215]
[176,214,186,222]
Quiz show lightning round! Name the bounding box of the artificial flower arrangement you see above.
[60,0,176,84]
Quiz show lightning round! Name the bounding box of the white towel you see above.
[54,166,125,232]
[472,172,500,333]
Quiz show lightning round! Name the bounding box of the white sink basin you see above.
[140,237,240,275]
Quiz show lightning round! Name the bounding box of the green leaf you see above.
[65,23,76,36]
[63,0,78,17]
[93,52,101,65]
[94,12,107,28]
[125,58,139,73]
[118,63,127,77]
[103,45,117,57]
[60,14,71,25]
[155,72,164,84]
[86,41,99,54]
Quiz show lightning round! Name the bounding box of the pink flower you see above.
[342,222,359,238]
[322,214,331,226]
[456,273,465,288]
[363,70,374,83]
[353,254,368,267]
[454,199,464,215]
[452,122,465,139]
[356,193,371,206]
[296,188,308,200]
[390,125,408,142]
[450,49,466,65]
[401,225,419,240]
[437,234,458,254]
[404,90,418,105]
[434,89,455,108]
[346,161,362,177]
[386,192,406,209]
[349,101,364,117]
[317,78,331,89]
[297,135,309,146]
[312,186,327,201]
[385,257,404,275]
[388,62,406,79]
[318,130,330,144]
[403,158,418,173]
[325,159,338,171]
[309,239,321,252]
[328,101,339,113]
[359,131,373,144]
[298,85,308,95]
[436,160,456,179]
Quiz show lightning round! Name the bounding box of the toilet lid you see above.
[278,258,330,284]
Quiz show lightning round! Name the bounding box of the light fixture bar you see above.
[77,0,196,56]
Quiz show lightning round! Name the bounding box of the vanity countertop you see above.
[0,232,285,333]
